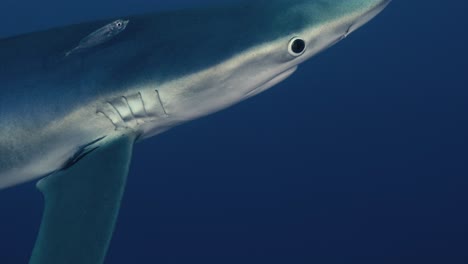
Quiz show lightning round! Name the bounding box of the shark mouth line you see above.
[244,66,298,99]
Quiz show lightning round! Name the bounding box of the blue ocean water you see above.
[1,0,467,263]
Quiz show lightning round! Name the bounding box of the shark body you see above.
[0,0,390,189]
[0,0,390,262]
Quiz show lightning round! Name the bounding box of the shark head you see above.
[132,0,391,138]
[232,0,393,98]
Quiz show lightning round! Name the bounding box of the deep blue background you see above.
[1,0,468,263]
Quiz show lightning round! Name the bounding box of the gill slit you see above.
[107,101,125,122]
[155,89,168,116]
[138,92,149,116]
[96,110,118,128]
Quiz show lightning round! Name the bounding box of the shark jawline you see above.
[244,66,298,98]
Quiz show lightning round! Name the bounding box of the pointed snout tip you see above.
[379,0,392,9]
[373,0,392,17]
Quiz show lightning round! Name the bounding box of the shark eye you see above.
[288,37,306,57]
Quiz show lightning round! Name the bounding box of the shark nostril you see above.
[343,25,353,38]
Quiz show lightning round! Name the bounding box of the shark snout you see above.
[345,0,391,36]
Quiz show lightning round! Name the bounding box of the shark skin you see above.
[0,0,390,189]
[0,0,391,262]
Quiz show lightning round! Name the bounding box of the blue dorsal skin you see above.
[0,0,391,262]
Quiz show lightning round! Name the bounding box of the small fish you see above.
[65,19,129,57]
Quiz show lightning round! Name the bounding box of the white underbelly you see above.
[0,106,116,189]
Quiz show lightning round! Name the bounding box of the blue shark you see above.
[0,0,391,263]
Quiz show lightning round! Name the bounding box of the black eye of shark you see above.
[288,37,306,57]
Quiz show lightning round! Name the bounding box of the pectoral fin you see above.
[29,135,135,264]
